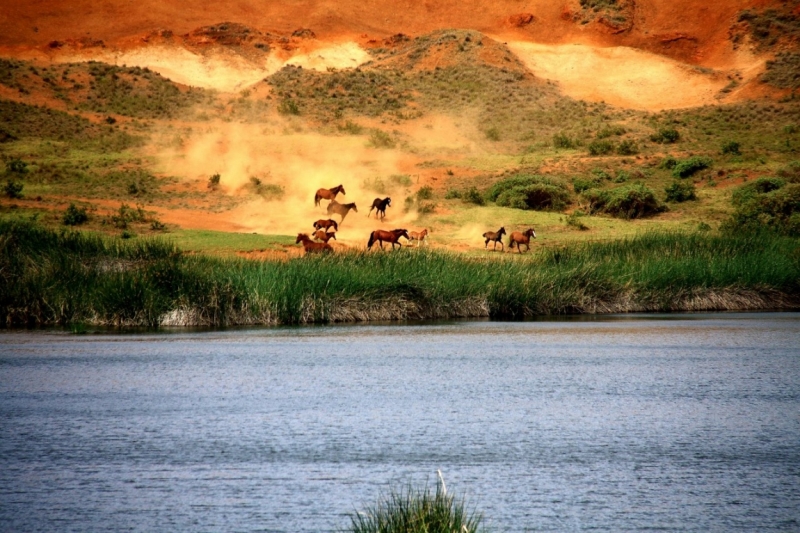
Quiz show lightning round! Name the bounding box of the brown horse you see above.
[314,184,345,207]
[409,228,429,246]
[367,229,410,250]
[368,197,392,220]
[482,227,506,251]
[296,233,333,254]
[313,219,339,232]
[313,230,336,243]
[327,200,358,222]
[509,228,536,253]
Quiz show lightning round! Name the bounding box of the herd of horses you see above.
[296,184,536,254]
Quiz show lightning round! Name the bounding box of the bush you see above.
[776,161,800,183]
[347,483,483,533]
[573,176,604,193]
[553,132,576,149]
[672,156,712,178]
[616,139,638,155]
[614,170,630,183]
[62,203,89,225]
[659,156,678,170]
[731,177,786,206]
[725,183,800,236]
[416,185,433,200]
[583,183,665,219]
[485,127,500,141]
[4,179,23,199]
[208,173,221,189]
[277,98,300,115]
[6,158,28,174]
[368,129,395,149]
[650,127,680,143]
[588,139,614,156]
[596,125,626,139]
[458,186,484,205]
[488,174,571,211]
[722,140,741,155]
[566,211,589,230]
[665,180,697,202]
[444,188,461,199]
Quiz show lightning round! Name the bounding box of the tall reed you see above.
[1,220,798,327]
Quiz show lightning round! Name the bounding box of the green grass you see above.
[348,483,484,533]
[169,229,295,254]
[2,220,798,328]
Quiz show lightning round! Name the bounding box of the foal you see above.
[296,233,333,254]
[482,227,506,251]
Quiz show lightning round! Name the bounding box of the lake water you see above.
[1,314,799,532]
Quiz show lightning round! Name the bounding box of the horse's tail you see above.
[367,231,375,249]
[509,238,515,249]
[314,193,320,207]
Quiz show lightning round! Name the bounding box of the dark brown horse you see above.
[313,229,336,243]
[509,228,536,253]
[327,200,358,222]
[367,229,410,250]
[482,227,506,251]
[368,197,392,220]
[313,219,339,232]
[314,184,345,207]
[296,233,333,254]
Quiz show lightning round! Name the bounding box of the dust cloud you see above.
[158,121,426,248]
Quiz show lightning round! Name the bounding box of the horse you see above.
[296,233,333,254]
[367,229,410,250]
[327,200,358,223]
[313,229,336,243]
[482,227,506,251]
[509,228,536,253]
[314,184,345,207]
[368,197,392,220]
[409,228,429,246]
[313,219,339,232]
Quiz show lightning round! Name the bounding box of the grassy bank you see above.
[1,220,798,328]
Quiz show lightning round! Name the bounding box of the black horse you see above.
[482,227,506,251]
[368,197,392,220]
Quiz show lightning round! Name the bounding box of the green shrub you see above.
[731,177,786,206]
[725,183,800,236]
[553,132,576,149]
[573,176,604,193]
[588,139,614,156]
[62,203,89,225]
[347,483,483,533]
[488,174,571,211]
[416,185,434,200]
[390,174,412,187]
[776,161,800,182]
[672,156,713,178]
[665,180,697,202]
[462,186,485,205]
[659,156,678,170]
[722,140,741,155]
[566,211,589,230]
[278,98,300,115]
[3,179,23,199]
[596,125,626,139]
[338,120,364,134]
[6,158,29,174]
[614,170,630,183]
[485,127,500,141]
[444,188,461,199]
[583,183,665,219]
[650,127,680,143]
[368,129,395,148]
[208,173,221,189]
[616,139,638,155]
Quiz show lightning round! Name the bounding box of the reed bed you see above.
[1,220,798,327]
[348,482,483,533]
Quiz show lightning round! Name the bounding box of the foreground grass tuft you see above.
[348,483,483,533]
